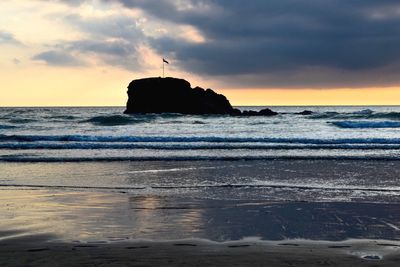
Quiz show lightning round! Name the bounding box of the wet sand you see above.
[2,160,400,266]
[1,189,400,242]
[1,237,400,266]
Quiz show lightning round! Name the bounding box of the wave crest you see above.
[83,115,151,126]
[310,109,400,120]
[331,121,400,129]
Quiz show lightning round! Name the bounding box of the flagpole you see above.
[163,61,164,78]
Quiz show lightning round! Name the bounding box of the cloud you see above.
[39,0,400,87]
[68,39,142,70]
[0,30,21,45]
[63,14,142,40]
[113,0,400,88]
[32,50,85,66]
[32,12,145,70]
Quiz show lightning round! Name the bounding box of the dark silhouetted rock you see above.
[259,108,279,116]
[124,77,235,115]
[231,108,242,116]
[297,110,313,115]
[241,108,278,116]
[124,77,279,116]
[242,110,259,116]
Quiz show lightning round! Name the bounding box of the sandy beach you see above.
[2,148,400,266]
[1,182,400,266]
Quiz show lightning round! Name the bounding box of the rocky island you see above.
[124,77,278,116]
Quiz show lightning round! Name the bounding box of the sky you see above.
[1,0,400,106]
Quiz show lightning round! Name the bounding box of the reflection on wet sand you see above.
[128,196,205,237]
[1,189,400,242]
[0,190,208,242]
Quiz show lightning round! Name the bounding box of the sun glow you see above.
[220,87,400,106]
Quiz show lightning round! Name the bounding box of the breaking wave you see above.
[331,121,400,129]
[83,115,152,126]
[310,109,400,120]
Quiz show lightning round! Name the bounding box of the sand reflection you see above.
[1,189,400,242]
[0,190,206,242]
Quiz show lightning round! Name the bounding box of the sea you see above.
[3,106,400,161]
[1,106,400,242]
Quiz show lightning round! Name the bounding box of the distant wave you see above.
[370,112,400,120]
[331,121,400,129]
[0,125,16,130]
[47,115,77,120]
[310,109,400,120]
[193,121,207,124]
[159,120,207,125]
[7,118,37,124]
[4,134,400,144]
[83,115,153,126]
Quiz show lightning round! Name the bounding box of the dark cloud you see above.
[115,0,400,88]
[32,50,85,66]
[68,39,142,70]
[44,0,400,87]
[63,14,142,40]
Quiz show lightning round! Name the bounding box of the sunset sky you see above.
[1,0,400,106]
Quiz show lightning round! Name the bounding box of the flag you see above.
[163,58,169,64]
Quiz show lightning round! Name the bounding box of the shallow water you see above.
[1,160,400,203]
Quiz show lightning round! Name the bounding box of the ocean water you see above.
[2,106,400,241]
[2,106,400,161]
[2,105,400,202]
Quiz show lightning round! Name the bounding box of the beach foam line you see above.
[121,166,220,174]
[1,182,400,193]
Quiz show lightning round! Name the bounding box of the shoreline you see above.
[2,158,400,265]
[1,237,400,266]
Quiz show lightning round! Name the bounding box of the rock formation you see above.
[242,108,278,116]
[124,77,278,116]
